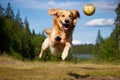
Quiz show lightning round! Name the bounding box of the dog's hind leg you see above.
[39,38,50,58]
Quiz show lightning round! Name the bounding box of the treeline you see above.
[70,44,96,54]
[0,2,46,60]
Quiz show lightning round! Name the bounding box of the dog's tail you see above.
[44,28,52,35]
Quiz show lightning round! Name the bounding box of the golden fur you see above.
[39,9,80,60]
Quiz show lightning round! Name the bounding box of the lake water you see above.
[73,54,93,59]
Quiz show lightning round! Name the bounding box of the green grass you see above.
[0,55,120,80]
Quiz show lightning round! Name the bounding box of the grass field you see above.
[0,56,120,80]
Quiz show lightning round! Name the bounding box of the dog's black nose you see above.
[55,36,61,41]
[65,19,69,23]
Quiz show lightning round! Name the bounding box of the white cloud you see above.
[85,18,114,27]
[72,40,93,45]
[72,40,82,45]
[84,41,93,44]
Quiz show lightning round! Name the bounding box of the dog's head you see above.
[48,9,80,31]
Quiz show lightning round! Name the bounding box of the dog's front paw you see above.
[61,54,67,60]
[55,36,61,41]
[39,54,42,58]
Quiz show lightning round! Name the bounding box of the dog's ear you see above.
[72,10,80,19]
[72,10,80,25]
[48,9,61,16]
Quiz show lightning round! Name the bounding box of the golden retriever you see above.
[39,9,80,60]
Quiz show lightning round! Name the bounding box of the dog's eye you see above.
[69,15,72,18]
[61,15,65,17]
[69,15,72,17]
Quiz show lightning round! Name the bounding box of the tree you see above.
[24,17,31,34]
[96,30,103,47]
[5,2,14,18]
[15,10,23,25]
[95,30,103,56]
[0,4,4,16]
[111,3,120,50]
[32,29,36,36]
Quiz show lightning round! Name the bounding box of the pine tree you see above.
[111,3,120,50]
[115,3,120,27]
[24,17,31,34]
[115,3,120,51]
[96,30,103,47]
[5,2,14,18]
[0,4,4,16]
[32,29,36,36]
[15,10,22,25]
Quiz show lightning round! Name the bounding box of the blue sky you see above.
[0,0,119,45]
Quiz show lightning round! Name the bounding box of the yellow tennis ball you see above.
[83,4,95,16]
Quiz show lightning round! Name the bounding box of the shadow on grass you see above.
[79,66,96,70]
[67,71,90,79]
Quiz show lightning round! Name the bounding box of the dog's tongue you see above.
[63,26,69,30]
[63,24,69,31]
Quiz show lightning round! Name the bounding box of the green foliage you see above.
[9,48,23,60]
[96,3,120,61]
[98,38,118,61]
[0,2,46,60]
[70,44,96,54]
[31,34,46,59]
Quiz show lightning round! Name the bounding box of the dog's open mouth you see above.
[63,24,70,31]
[60,20,70,31]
